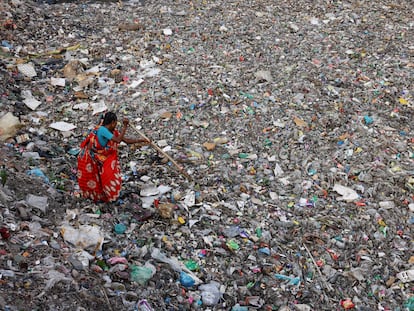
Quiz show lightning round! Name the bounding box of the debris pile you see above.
[0,0,413,310]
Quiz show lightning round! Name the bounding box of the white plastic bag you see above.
[199,281,221,306]
[61,224,104,252]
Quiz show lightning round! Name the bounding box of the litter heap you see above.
[0,0,413,310]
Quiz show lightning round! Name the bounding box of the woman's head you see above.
[102,111,117,126]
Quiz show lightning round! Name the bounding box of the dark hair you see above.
[102,111,117,125]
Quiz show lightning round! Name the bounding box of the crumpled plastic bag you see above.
[199,281,222,306]
[44,270,72,291]
[151,247,203,285]
[333,184,359,202]
[60,224,104,252]
[130,261,156,285]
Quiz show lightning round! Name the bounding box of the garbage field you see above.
[0,0,413,310]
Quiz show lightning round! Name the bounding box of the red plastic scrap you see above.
[0,227,10,240]
[340,298,355,309]
[326,248,339,261]
[3,20,17,30]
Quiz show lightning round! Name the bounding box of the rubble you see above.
[0,0,413,310]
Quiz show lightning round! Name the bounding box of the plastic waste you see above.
[340,298,355,309]
[60,224,104,252]
[274,274,301,285]
[107,257,128,265]
[223,226,241,238]
[363,115,373,125]
[396,270,414,283]
[130,262,156,285]
[114,223,127,234]
[72,249,94,269]
[1,1,414,310]
[0,112,21,141]
[50,77,66,87]
[0,227,11,240]
[27,168,49,184]
[49,121,76,132]
[184,259,199,271]
[26,194,48,213]
[332,184,359,202]
[404,296,414,311]
[199,281,221,306]
[179,271,195,288]
[129,161,138,176]
[0,269,16,278]
[226,239,240,251]
[135,299,154,311]
[22,152,41,161]
[17,62,36,78]
[294,305,312,311]
[21,90,41,110]
[151,248,202,285]
[140,184,160,197]
[44,270,72,291]
[231,304,248,311]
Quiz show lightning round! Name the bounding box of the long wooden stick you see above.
[303,243,334,293]
[132,126,193,181]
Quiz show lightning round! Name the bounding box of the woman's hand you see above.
[136,138,151,145]
[141,138,151,145]
[121,136,151,146]
[122,118,129,127]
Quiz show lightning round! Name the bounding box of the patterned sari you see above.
[77,126,122,202]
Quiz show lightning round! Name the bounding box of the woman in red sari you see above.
[77,112,149,203]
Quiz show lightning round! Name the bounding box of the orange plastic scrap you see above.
[293,116,307,127]
[176,110,183,120]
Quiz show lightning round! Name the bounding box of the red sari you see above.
[77,127,122,202]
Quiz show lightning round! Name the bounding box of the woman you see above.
[77,112,149,202]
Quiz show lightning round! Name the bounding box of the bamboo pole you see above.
[132,126,193,181]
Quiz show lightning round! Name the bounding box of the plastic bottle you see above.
[255,227,262,238]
